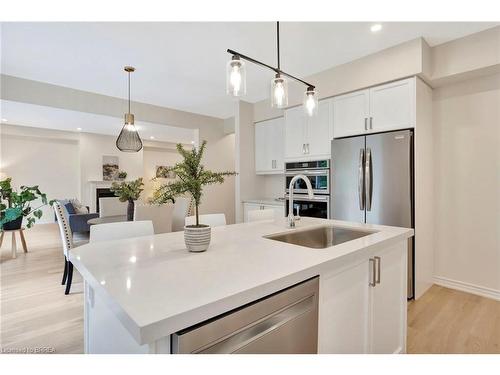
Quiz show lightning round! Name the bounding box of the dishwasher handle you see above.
[199,294,315,354]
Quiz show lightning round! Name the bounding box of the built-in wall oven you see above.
[285,160,330,219]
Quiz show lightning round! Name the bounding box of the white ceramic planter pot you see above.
[184,225,211,252]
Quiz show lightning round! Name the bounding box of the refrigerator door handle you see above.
[365,147,373,211]
[358,148,365,210]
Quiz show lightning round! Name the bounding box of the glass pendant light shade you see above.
[303,87,318,117]
[116,113,143,152]
[226,55,246,97]
[271,74,288,108]
[116,66,143,152]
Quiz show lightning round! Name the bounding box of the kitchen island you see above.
[70,217,413,354]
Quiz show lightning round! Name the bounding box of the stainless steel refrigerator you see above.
[331,129,414,299]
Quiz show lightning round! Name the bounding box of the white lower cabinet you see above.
[318,241,407,354]
[243,202,284,222]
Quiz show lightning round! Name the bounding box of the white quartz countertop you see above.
[70,218,413,345]
[242,198,285,206]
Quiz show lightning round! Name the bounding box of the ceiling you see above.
[1,22,498,119]
[0,100,197,144]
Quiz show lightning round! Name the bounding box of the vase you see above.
[127,200,134,221]
[2,216,23,230]
[184,225,211,252]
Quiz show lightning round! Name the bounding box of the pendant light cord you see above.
[276,21,280,72]
[128,71,131,114]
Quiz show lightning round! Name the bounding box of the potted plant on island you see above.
[151,140,236,252]
[110,178,144,221]
[0,177,53,230]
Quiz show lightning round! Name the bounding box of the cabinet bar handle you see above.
[375,256,381,284]
[302,144,305,154]
[369,117,373,129]
[364,118,368,131]
[369,258,376,287]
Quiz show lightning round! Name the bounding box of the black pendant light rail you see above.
[227,48,315,91]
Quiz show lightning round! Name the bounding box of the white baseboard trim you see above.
[433,276,500,301]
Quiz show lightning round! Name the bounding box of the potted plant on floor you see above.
[151,140,236,252]
[110,178,144,221]
[0,177,53,230]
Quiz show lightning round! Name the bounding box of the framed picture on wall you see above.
[102,155,119,181]
[156,165,176,179]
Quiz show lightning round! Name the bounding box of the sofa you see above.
[55,199,99,233]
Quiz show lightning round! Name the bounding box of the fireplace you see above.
[96,188,115,213]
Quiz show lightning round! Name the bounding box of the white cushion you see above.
[89,221,154,243]
[99,197,127,218]
[133,204,174,234]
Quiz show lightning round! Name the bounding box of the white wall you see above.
[0,125,80,224]
[432,73,500,296]
[235,101,265,223]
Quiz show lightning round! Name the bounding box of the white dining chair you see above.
[133,204,174,234]
[54,201,76,295]
[172,197,191,232]
[185,213,226,227]
[247,209,275,222]
[99,197,127,218]
[89,221,154,243]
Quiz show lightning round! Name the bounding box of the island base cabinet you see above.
[318,240,407,354]
[370,242,407,354]
[84,282,170,354]
[318,260,370,353]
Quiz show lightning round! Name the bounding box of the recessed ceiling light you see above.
[191,140,195,144]
[1,118,7,122]
[150,136,155,140]
[371,24,382,33]
[76,127,82,131]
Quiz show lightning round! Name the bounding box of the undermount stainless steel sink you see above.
[265,225,375,249]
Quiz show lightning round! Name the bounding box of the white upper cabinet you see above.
[369,78,415,133]
[333,77,416,139]
[284,99,333,161]
[306,99,333,158]
[254,117,284,174]
[333,89,369,138]
[284,106,306,160]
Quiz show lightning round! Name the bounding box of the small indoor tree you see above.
[152,140,236,228]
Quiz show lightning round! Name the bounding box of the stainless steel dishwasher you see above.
[171,277,319,354]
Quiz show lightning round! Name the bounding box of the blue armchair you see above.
[55,199,99,233]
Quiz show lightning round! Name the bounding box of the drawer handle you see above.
[198,295,315,354]
[369,258,376,287]
[374,256,381,284]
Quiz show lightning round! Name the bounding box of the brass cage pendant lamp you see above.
[116,66,143,152]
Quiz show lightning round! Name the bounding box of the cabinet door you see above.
[243,203,263,222]
[318,261,370,353]
[270,118,285,172]
[254,122,270,173]
[370,242,407,354]
[369,78,415,132]
[333,89,369,138]
[284,106,306,160]
[262,203,285,220]
[306,99,332,158]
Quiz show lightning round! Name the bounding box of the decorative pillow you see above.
[64,203,76,215]
[70,199,89,214]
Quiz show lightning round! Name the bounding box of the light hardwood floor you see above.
[1,223,499,354]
